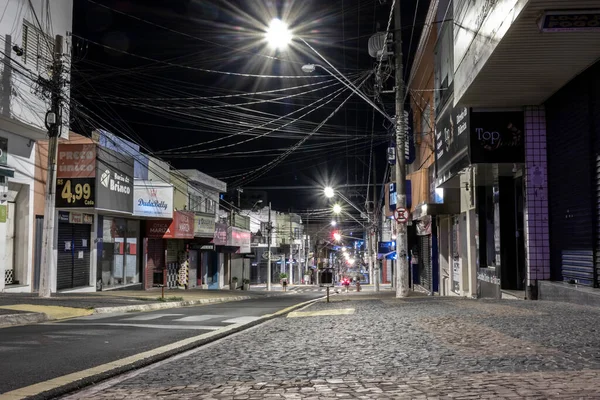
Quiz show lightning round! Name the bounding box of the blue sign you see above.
[378,241,395,254]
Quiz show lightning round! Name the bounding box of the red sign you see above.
[146,211,194,239]
[394,208,409,223]
[57,144,96,178]
[212,223,228,246]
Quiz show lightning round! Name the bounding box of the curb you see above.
[0,312,48,328]
[93,295,254,314]
[10,296,324,400]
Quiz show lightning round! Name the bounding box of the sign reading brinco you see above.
[133,180,173,219]
[95,147,134,213]
[435,105,469,177]
[469,110,524,164]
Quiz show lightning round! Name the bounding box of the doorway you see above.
[498,176,526,291]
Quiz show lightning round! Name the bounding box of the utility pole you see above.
[267,202,272,291]
[394,1,409,297]
[39,35,64,298]
[373,153,380,292]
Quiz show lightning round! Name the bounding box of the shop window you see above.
[99,217,139,289]
[205,198,216,214]
[189,194,203,212]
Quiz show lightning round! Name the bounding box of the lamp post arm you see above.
[299,38,394,124]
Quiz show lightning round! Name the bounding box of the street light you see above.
[331,220,337,227]
[333,204,342,214]
[333,232,342,242]
[265,19,292,50]
[324,186,335,198]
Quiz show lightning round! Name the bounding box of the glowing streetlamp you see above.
[333,204,342,214]
[324,186,335,198]
[331,220,337,227]
[333,232,342,242]
[265,19,292,50]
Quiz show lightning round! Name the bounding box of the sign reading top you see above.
[539,10,600,32]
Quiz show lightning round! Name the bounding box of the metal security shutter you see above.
[57,223,91,290]
[72,224,91,288]
[57,223,73,290]
[547,71,595,285]
[419,235,432,292]
[145,239,165,289]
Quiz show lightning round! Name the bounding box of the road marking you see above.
[173,315,225,322]
[74,312,129,320]
[221,316,262,324]
[122,313,183,321]
[287,308,355,318]
[52,322,223,330]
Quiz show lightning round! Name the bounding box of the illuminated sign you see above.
[539,10,600,32]
[133,180,173,219]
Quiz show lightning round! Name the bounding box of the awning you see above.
[0,166,15,178]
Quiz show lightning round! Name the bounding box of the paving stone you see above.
[69,295,600,399]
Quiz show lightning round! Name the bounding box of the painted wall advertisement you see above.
[133,180,173,219]
[194,212,215,238]
[469,110,524,163]
[56,143,97,208]
[213,223,228,246]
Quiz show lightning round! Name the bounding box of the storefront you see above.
[435,101,526,298]
[228,226,252,287]
[145,211,194,289]
[192,212,216,289]
[208,223,228,289]
[55,143,136,291]
[56,211,93,290]
[132,179,174,289]
[1,132,35,293]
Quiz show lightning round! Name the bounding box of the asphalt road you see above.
[0,293,322,394]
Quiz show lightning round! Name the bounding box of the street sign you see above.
[394,207,409,223]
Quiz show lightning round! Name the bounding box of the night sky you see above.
[70,0,430,212]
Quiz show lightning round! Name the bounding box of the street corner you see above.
[0,304,94,322]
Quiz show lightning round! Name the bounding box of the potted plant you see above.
[231,276,238,289]
[242,278,250,290]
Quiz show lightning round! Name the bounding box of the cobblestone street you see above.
[67,293,600,399]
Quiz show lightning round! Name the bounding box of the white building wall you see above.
[453,0,529,105]
[0,0,72,137]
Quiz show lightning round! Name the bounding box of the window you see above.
[205,198,216,214]
[22,21,54,72]
[189,194,203,212]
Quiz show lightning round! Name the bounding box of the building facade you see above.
[0,0,72,292]
[430,0,600,300]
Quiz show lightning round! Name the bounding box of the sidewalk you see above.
[0,287,284,328]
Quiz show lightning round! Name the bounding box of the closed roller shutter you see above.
[57,223,91,290]
[419,235,432,292]
[72,224,91,288]
[57,223,73,290]
[547,69,595,286]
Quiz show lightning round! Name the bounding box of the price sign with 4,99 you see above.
[56,178,96,208]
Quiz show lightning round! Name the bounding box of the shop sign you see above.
[133,180,173,219]
[228,226,251,254]
[0,204,6,223]
[146,211,194,239]
[213,223,228,246]
[68,212,93,224]
[95,147,134,213]
[57,144,96,178]
[194,212,215,237]
[469,110,524,164]
[539,10,600,32]
[0,137,7,166]
[56,177,96,208]
[435,105,469,177]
